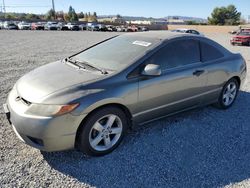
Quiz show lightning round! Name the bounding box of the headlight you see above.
[25,103,79,117]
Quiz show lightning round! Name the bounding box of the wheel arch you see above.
[74,103,132,149]
[230,76,241,86]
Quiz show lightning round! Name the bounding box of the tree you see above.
[63,13,70,22]
[25,13,40,20]
[5,13,16,19]
[83,13,88,22]
[45,9,56,20]
[56,11,64,21]
[92,12,97,22]
[68,6,78,22]
[208,5,241,25]
[78,12,84,19]
[186,21,198,25]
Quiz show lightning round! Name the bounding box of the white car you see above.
[0,21,3,29]
[65,23,79,30]
[3,21,18,30]
[172,28,204,36]
[18,22,31,30]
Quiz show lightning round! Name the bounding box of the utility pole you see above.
[2,0,5,13]
[52,0,56,19]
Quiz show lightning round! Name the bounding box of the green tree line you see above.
[0,5,97,22]
[0,4,245,25]
[208,5,241,25]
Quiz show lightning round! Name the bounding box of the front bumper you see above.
[3,88,86,152]
[231,40,249,45]
[48,27,58,30]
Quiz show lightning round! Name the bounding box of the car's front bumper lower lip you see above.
[231,40,249,45]
[3,89,86,152]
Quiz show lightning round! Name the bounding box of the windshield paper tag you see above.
[132,41,152,47]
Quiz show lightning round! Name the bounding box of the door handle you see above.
[193,70,205,76]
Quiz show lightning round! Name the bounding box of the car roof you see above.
[123,30,200,41]
[176,28,189,31]
[120,31,230,55]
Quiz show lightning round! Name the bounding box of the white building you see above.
[126,20,168,25]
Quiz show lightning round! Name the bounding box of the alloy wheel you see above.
[222,82,237,106]
[89,114,123,151]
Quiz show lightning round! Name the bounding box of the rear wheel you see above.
[214,78,239,109]
[77,106,128,156]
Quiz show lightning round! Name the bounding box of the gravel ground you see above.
[0,30,250,188]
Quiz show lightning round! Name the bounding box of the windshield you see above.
[71,35,158,71]
[237,32,250,36]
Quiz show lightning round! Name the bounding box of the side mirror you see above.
[141,64,161,76]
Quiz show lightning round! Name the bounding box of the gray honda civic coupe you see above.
[3,31,247,156]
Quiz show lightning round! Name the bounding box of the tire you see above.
[214,78,239,109]
[77,106,128,156]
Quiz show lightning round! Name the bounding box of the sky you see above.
[1,0,250,19]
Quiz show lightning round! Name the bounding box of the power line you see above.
[3,5,51,8]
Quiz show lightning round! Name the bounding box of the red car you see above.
[127,25,138,32]
[31,22,44,30]
[230,31,250,46]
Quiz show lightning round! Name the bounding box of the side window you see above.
[191,30,199,35]
[200,42,224,62]
[146,39,200,70]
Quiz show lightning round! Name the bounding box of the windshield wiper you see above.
[66,58,108,74]
[65,58,86,69]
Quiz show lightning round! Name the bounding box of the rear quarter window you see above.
[200,42,224,62]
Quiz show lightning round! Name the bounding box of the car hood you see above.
[234,36,250,39]
[16,61,105,103]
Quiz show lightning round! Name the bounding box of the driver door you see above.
[134,39,207,123]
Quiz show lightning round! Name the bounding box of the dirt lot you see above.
[0,30,250,188]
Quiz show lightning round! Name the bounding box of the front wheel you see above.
[214,78,239,109]
[77,106,128,156]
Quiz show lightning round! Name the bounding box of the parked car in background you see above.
[79,24,87,31]
[88,24,99,31]
[172,28,204,36]
[0,21,3,29]
[97,24,108,31]
[116,26,126,32]
[31,22,44,30]
[17,22,31,30]
[230,31,250,46]
[138,26,149,32]
[4,31,246,156]
[127,25,138,32]
[3,21,18,30]
[65,23,79,31]
[57,22,69,31]
[44,22,58,30]
[106,25,117,32]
